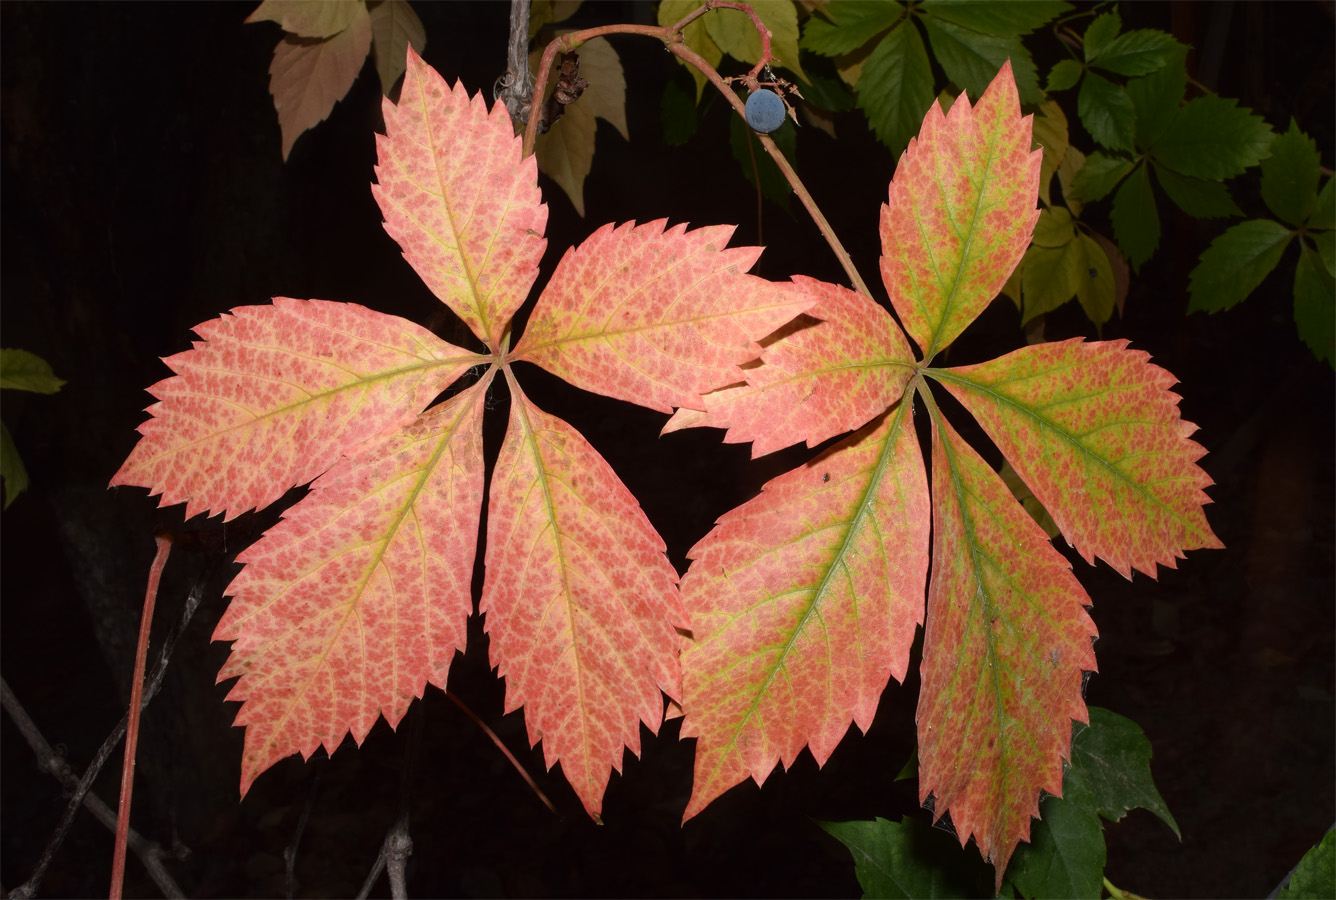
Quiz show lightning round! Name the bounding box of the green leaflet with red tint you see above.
[111,297,481,521]
[919,409,1098,891]
[931,338,1223,579]
[512,220,813,413]
[679,398,929,820]
[662,277,917,457]
[481,375,689,820]
[373,47,547,350]
[880,60,1041,361]
[215,381,488,795]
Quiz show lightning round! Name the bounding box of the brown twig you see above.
[495,0,534,125]
[110,534,172,899]
[446,689,557,815]
[1,679,184,900]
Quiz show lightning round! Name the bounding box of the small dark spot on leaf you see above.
[822,472,830,482]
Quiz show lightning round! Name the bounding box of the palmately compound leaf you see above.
[111,298,481,521]
[373,48,548,349]
[661,278,916,457]
[513,220,812,413]
[918,411,1098,891]
[932,339,1222,579]
[880,60,1041,360]
[481,377,689,820]
[679,398,929,820]
[215,382,488,794]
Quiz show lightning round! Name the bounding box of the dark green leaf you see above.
[818,816,997,899]
[1293,245,1335,366]
[856,22,935,155]
[729,111,796,213]
[1082,11,1121,62]
[920,16,1042,104]
[1126,44,1187,148]
[660,71,698,146]
[1,420,28,509]
[1005,795,1105,900]
[1260,119,1322,226]
[918,0,1071,36]
[1310,177,1335,230]
[1068,152,1135,203]
[1089,29,1182,76]
[1152,96,1274,180]
[1111,163,1160,271]
[801,0,902,56]
[0,348,65,394]
[1046,59,1083,93]
[1153,164,1243,219]
[1032,205,1078,248]
[1278,827,1336,899]
[1317,229,1335,278]
[1077,72,1136,153]
[1065,708,1179,837]
[1187,219,1294,313]
[801,68,856,112]
[1073,233,1116,326]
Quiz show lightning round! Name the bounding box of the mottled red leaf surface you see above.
[215,383,487,794]
[678,399,929,820]
[918,411,1097,889]
[933,339,1222,578]
[662,278,916,456]
[111,298,480,521]
[373,48,547,349]
[266,4,373,159]
[512,221,812,412]
[481,376,689,819]
[881,60,1041,360]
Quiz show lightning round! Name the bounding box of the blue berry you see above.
[745,89,786,134]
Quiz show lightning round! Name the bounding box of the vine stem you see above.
[109,534,172,900]
[520,2,872,299]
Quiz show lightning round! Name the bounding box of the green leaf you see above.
[1278,828,1336,899]
[1310,177,1335,230]
[1,420,29,509]
[1067,152,1134,203]
[729,110,796,212]
[1153,164,1244,219]
[1077,72,1136,153]
[856,23,935,155]
[1187,219,1294,313]
[705,0,807,81]
[801,0,902,56]
[1021,239,1081,322]
[1006,792,1105,900]
[1110,163,1160,271]
[818,816,998,899]
[660,71,698,146]
[1066,708,1179,836]
[1073,233,1116,326]
[1089,29,1182,77]
[1260,119,1322,226]
[1082,11,1122,62]
[1046,59,1084,93]
[1152,96,1275,180]
[659,0,722,101]
[0,348,65,394]
[920,16,1043,105]
[1125,45,1188,148]
[918,0,1071,36]
[802,69,856,112]
[1294,243,1336,365]
[1318,229,1335,279]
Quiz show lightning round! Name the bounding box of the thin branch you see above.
[111,534,172,900]
[1,679,184,900]
[446,689,556,815]
[284,767,322,900]
[9,572,205,900]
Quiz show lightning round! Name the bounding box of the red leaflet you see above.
[513,220,813,412]
[216,384,488,794]
[111,298,480,521]
[481,377,688,819]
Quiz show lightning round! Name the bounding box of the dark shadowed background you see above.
[2,2,1332,897]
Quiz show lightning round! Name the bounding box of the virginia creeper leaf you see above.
[660,278,916,457]
[917,1,1070,37]
[880,60,1041,359]
[1125,44,1187,149]
[658,0,722,101]
[679,399,929,820]
[368,0,426,95]
[1073,233,1116,326]
[1294,243,1336,365]
[819,815,996,899]
[512,220,812,413]
[215,383,487,794]
[801,0,901,57]
[1278,828,1336,899]
[481,380,688,820]
[0,348,66,394]
[918,410,1098,890]
[1110,163,1159,271]
[1187,219,1294,313]
[1076,72,1135,154]
[919,16,1042,105]
[372,48,548,348]
[932,339,1221,579]
[266,3,373,160]
[1032,100,1069,208]
[248,0,363,39]
[1260,119,1322,227]
[1151,96,1275,181]
[111,298,480,521]
[855,21,935,156]
[1045,59,1083,93]
[1153,164,1244,220]
[1310,177,1335,231]
[1081,12,1121,62]
[1066,151,1133,205]
[1088,29,1181,77]
[1,422,28,509]
[704,0,807,82]
[1005,783,1105,899]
